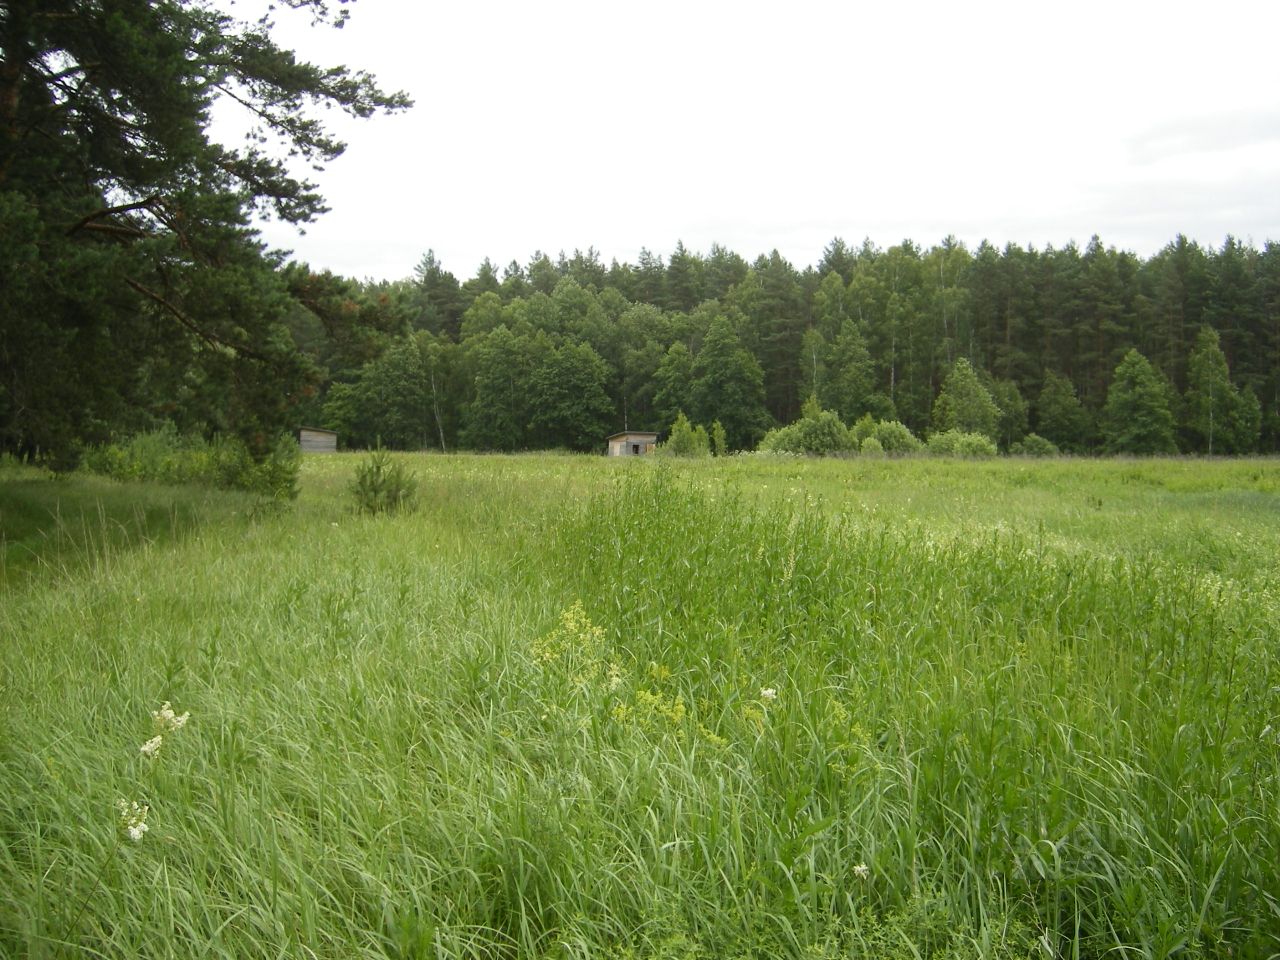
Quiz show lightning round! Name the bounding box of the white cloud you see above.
[236,0,1280,278]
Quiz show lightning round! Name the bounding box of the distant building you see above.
[606,431,658,456]
[298,427,338,453]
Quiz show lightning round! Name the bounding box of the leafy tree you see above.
[1035,372,1093,453]
[527,252,561,295]
[460,292,507,338]
[1102,349,1178,454]
[812,272,852,340]
[1183,325,1256,453]
[690,316,770,450]
[0,0,409,462]
[799,328,828,400]
[461,326,547,450]
[528,342,615,451]
[932,358,999,440]
[653,342,695,429]
[987,378,1029,451]
[820,320,876,422]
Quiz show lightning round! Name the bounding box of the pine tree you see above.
[0,0,408,461]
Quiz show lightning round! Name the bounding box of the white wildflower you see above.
[760,687,777,702]
[853,863,869,879]
[140,735,163,759]
[116,799,150,842]
[152,701,190,733]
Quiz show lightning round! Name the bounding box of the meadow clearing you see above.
[2,453,1279,959]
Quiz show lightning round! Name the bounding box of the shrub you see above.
[872,420,924,454]
[757,396,854,456]
[851,414,876,446]
[928,429,998,458]
[860,435,885,456]
[350,446,418,514]
[710,420,728,458]
[81,426,300,498]
[657,413,710,458]
[1010,433,1060,457]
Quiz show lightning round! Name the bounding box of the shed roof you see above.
[606,431,659,441]
[299,426,338,437]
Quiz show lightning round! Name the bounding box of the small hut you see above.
[298,426,338,453]
[606,431,658,457]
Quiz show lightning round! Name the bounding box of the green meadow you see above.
[2,454,1279,959]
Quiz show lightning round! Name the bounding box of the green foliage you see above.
[1183,326,1258,454]
[0,0,408,463]
[657,412,710,458]
[988,378,1029,450]
[757,396,854,455]
[349,447,418,514]
[690,316,771,450]
[933,358,1000,440]
[860,435,885,456]
[81,425,299,498]
[652,342,695,430]
[855,414,924,454]
[873,419,925,453]
[1103,349,1178,454]
[710,420,728,458]
[528,342,616,452]
[928,429,999,457]
[1009,432,1060,457]
[1035,371,1093,453]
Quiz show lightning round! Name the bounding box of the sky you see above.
[224,0,1280,282]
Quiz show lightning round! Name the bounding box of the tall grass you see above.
[1,455,1277,958]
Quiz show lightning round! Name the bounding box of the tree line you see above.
[5,2,1277,465]
[302,235,1280,455]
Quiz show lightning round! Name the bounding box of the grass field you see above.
[2,453,1279,958]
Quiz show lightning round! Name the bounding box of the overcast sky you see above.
[229,0,1280,282]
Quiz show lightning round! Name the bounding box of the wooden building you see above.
[606,431,658,456]
[298,427,338,453]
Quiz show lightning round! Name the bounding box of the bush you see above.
[757,397,854,456]
[873,420,924,454]
[928,429,998,458]
[657,413,710,458]
[860,435,885,456]
[1010,433,1060,457]
[81,426,300,498]
[350,446,418,514]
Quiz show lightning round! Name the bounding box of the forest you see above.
[1,0,1276,462]
[293,234,1279,456]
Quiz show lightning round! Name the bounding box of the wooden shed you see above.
[606,431,658,456]
[298,426,338,453]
